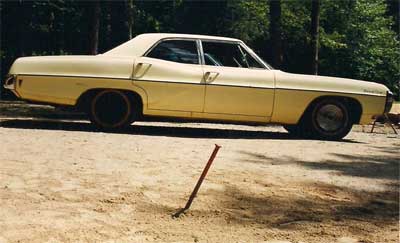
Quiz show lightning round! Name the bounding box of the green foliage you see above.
[280,1,310,72]
[1,0,399,99]
[224,0,268,44]
[319,0,399,97]
[348,0,399,93]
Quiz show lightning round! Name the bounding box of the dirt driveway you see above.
[0,102,399,243]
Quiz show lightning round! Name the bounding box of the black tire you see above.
[88,90,133,130]
[303,98,353,140]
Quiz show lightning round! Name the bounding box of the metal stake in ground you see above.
[173,144,221,218]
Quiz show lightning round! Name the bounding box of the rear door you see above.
[132,39,205,112]
[201,40,275,117]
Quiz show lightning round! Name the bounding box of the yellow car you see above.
[4,33,393,140]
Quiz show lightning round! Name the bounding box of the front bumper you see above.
[384,91,394,113]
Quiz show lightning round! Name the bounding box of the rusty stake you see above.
[173,144,221,218]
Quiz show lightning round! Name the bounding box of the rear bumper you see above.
[3,75,21,98]
[3,75,16,90]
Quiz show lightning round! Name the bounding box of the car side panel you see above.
[202,66,275,118]
[132,57,205,112]
[8,54,389,126]
[271,89,386,125]
[9,55,135,79]
[14,75,149,110]
[274,70,389,96]
[272,70,388,125]
[7,56,152,110]
[204,85,274,117]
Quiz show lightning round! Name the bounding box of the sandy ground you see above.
[0,102,399,243]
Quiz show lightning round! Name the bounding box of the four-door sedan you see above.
[4,33,394,140]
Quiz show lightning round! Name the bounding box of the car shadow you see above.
[135,182,398,231]
[239,151,400,180]
[212,183,398,228]
[0,118,360,142]
[0,119,289,139]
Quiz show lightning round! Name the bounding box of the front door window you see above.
[201,41,265,69]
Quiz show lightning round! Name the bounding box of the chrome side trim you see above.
[14,74,386,97]
[16,73,130,80]
[275,87,386,97]
[134,78,274,90]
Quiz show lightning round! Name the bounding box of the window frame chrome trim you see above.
[197,39,205,65]
[143,37,202,65]
[199,39,270,70]
[143,37,272,69]
[239,42,272,70]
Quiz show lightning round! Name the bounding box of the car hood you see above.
[274,70,389,97]
[8,55,135,79]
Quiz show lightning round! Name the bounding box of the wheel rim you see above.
[315,104,344,132]
[93,91,130,127]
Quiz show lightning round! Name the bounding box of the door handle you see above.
[132,62,152,79]
[137,62,152,67]
[204,71,219,83]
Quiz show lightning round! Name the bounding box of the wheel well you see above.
[300,96,363,124]
[76,89,143,117]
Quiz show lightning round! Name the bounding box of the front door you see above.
[133,39,205,112]
[201,40,275,117]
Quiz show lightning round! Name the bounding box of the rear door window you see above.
[146,40,199,65]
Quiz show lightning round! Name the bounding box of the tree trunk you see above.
[88,1,100,55]
[269,0,283,69]
[0,0,3,100]
[310,0,321,75]
[126,0,135,40]
[385,0,399,37]
[17,1,27,57]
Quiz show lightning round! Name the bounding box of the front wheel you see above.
[88,90,133,130]
[304,99,353,140]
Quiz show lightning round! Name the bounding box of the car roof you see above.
[103,33,241,57]
[138,33,241,42]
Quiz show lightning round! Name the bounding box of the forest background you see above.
[1,0,399,99]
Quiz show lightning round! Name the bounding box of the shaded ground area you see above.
[0,101,399,243]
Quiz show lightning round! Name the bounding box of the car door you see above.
[201,40,275,118]
[132,39,205,112]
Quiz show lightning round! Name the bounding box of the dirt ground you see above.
[0,101,399,243]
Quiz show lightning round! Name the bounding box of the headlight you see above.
[384,91,394,113]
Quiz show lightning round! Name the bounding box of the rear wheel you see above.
[89,90,133,130]
[304,98,353,140]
